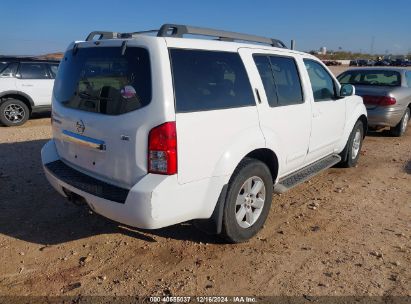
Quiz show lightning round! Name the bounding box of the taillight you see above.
[362,95,396,106]
[148,122,177,175]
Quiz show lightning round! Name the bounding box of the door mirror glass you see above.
[340,84,355,97]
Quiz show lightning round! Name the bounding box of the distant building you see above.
[319,46,327,55]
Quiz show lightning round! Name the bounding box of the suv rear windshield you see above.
[337,70,401,87]
[53,47,151,115]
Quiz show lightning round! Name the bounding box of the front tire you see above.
[339,120,364,168]
[0,99,30,127]
[390,108,410,137]
[221,158,273,243]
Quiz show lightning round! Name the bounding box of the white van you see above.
[42,24,367,242]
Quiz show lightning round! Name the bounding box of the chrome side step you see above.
[274,154,341,194]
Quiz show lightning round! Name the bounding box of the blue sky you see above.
[1,0,410,55]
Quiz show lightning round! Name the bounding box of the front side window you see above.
[170,49,255,112]
[54,47,151,115]
[304,59,336,102]
[19,63,49,79]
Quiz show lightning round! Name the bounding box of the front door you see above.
[302,59,346,161]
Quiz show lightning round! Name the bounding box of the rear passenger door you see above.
[0,62,18,92]
[15,62,54,106]
[170,48,263,184]
[240,49,312,175]
[302,59,346,161]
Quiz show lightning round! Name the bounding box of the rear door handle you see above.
[22,84,33,87]
[255,88,262,104]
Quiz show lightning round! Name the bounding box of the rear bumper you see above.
[41,140,225,229]
[367,107,404,128]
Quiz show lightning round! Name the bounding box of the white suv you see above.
[41,24,367,242]
[0,58,59,126]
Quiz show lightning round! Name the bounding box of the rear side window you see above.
[0,62,18,77]
[304,59,336,102]
[253,56,278,107]
[269,56,303,106]
[54,47,151,115]
[19,63,49,79]
[170,49,255,112]
[0,62,8,72]
[253,55,303,107]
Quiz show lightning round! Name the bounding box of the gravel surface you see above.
[0,68,410,297]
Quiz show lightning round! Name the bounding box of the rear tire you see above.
[221,158,273,243]
[0,99,30,127]
[390,108,410,137]
[339,120,364,168]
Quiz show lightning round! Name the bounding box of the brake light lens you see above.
[148,122,177,175]
[362,95,396,106]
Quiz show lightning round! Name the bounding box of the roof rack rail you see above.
[157,24,287,48]
[85,24,287,48]
[85,30,160,41]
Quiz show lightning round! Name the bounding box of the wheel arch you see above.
[0,91,34,113]
[194,147,279,236]
[244,148,279,183]
[336,101,368,153]
[358,114,368,137]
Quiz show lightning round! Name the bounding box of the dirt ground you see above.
[0,67,410,298]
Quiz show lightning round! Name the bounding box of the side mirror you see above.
[340,84,355,97]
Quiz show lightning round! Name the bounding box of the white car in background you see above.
[41,24,367,243]
[0,57,59,126]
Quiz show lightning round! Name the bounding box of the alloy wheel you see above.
[235,176,266,228]
[351,129,362,159]
[4,103,26,123]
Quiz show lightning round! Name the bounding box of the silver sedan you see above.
[337,68,411,136]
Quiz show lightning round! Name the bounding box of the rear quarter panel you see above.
[391,86,411,111]
[176,107,265,185]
